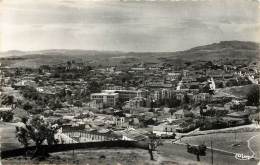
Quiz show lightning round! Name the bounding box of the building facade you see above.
[90,92,119,107]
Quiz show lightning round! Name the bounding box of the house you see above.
[188,82,200,89]
[224,102,234,110]
[193,93,211,103]
[14,80,37,88]
[36,87,56,95]
[187,93,194,101]
[87,100,103,109]
[176,93,184,101]
[131,67,146,71]
[174,109,193,119]
[161,89,172,99]
[127,97,146,109]
[153,123,178,136]
[129,118,140,127]
[166,72,181,81]
[105,85,125,90]
[153,90,161,101]
[0,107,12,112]
[113,116,129,128]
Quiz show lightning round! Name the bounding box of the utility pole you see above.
[211,140,213,165]
[257,106,260,125]
[234,131,237,144]
[73,147,74,157]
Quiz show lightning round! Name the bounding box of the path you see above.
[248,134,260,159]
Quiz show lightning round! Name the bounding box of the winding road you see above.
[248,134,260,160]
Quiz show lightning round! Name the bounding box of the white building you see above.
[113,117,129,128]
[166,72,181,81]
[153,124,177,136]
[90,92,119,107]
[101,89,147,101]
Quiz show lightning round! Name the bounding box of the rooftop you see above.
[91,92,119,96]
[101,90,143,93]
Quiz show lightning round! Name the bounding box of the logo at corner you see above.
[235,153,253,160]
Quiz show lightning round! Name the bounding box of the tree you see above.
[73,100,82,107]
[66,61,72,70]
[21,86,39,100]
[187,143,207,161]
[0,111,14,122]
[16,119,30,148]
[150,99,156,111]
[184,94,190,104]
[246,85,260,106]
[169,109,175,116]
[115,98,125,110]
[15,116,59,158]
[205,61,213,68]
[230,103,245,111]
[23,102,33,111]
[49,97,63,110]
[88,81,102,93]
[1,95,15,108]
[169,97,181,108]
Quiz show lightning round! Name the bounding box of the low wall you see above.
[1,140,148,159]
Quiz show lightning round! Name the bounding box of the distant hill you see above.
[159,41,260,62]
[0,50,27,57]
[0,41,259,68]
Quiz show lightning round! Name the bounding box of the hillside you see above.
[0,41,259,68]
[216,84,260,99]
[160,41,260,62]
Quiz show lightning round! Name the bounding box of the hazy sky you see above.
[0,0,259,52]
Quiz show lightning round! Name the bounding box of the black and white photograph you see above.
[0,0,260,164]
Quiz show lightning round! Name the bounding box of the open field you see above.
[0,122,23,151]
[178,131,260,158]
[158,143,259,165]
[217,85,257,99]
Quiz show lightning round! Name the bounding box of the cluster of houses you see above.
[0,59,259,140]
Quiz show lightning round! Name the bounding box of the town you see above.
[1,53,259,140]
[1,0,260,164]
[0,45,260,164]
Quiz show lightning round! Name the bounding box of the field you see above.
[217,85,257,99]
[0,122,23,151]
[178,131,260,158]
[158,143,259,165]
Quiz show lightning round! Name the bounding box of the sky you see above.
[0,0,259,52]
